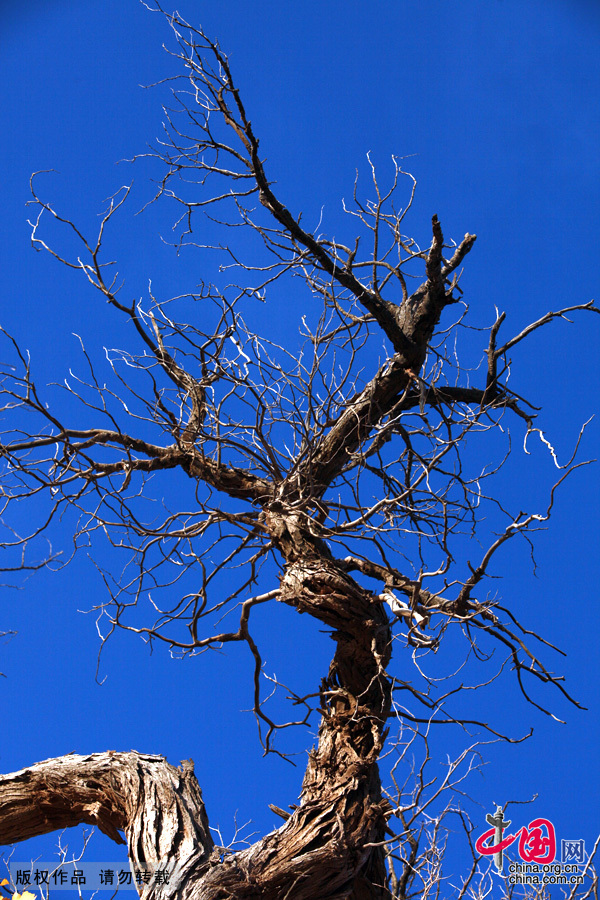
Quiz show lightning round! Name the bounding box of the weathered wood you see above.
[0,752,213,898]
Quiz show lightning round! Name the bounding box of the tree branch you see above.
[0,752,213,896]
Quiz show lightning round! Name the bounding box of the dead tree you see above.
[0,6,597,899]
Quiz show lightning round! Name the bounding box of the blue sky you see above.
[1,0,599,893]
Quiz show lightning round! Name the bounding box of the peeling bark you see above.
[0,753,213,896]
[0,547,393,899]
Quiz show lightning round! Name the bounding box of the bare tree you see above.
[0,6,597,899]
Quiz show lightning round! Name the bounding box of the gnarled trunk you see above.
[0,543,392,899]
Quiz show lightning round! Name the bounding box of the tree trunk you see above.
[0,556,392,899]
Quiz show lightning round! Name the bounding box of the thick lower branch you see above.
[0,557,394,900]
[0,752,213,897]
[0,504,395,899]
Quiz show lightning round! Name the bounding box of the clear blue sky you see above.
[0,0,598,893]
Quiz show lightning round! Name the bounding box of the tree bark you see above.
[0,553,392,899]
[0,752,214,897]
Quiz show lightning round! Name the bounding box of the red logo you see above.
[476,816,556,865]
[518,819,556,864]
